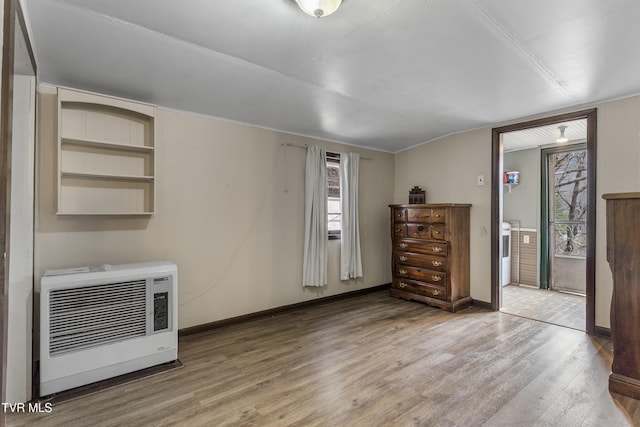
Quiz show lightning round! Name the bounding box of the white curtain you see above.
[302,146,328,287]
[340,152,363,280]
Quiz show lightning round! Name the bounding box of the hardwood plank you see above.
[7,291,639,426]
[502,284,586,331]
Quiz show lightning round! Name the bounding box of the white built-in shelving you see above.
[57,87,156,215]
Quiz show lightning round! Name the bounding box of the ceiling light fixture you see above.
[295,0,342,18]
[556,125,568,143]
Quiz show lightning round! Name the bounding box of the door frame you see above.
[491,108,597,334]
[1,0,37,409]
[1,0,18,417]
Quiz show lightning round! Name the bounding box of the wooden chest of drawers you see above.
[389,204,471,312]
[603,193,640,399]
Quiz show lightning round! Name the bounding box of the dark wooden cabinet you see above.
[389,204,471,312]
[603,192,640,399]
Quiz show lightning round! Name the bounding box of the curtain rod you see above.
[283,142,372,161]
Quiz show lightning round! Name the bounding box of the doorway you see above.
[491,109,596,334]
[500,121,587,330]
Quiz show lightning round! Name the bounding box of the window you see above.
[548,147,588,258]
[327,152,341,240]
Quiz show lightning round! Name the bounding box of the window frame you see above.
[326,151,341,240]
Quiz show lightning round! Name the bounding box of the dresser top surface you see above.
[602,192,640,200]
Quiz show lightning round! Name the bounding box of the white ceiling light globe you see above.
[295,0,342,18]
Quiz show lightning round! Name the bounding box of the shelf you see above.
[62,138,154,153]
[57,87,156,215]
[61,171,154,182]
[59,85,155,117]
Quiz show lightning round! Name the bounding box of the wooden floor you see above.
[9,291,640,426]
[501,284,586,331]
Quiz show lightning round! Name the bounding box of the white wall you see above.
[394,95,640,328]
[595,95,640,329]
[393,129,493,303]
[503,148,540,289]
[503,148,539,229]
[35,85,394,330]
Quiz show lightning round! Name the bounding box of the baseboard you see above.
[593,326,612,337]
[38,359,183,404]
[610,373,640,399]
[471,299,493,311]
[179,283,392,337]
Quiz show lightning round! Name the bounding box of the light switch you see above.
[477,175,485,186]
[523,235,530,244]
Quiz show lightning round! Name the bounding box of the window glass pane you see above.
[328,197,341,231]
[327,156,341,235]
[327,163,340,198]
[551,149,587,257]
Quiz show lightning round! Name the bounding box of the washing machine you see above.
[502,222,511,286]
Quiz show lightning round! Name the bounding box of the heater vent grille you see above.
[48,280,147,356]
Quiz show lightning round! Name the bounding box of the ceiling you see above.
[503,118,587,152]
[23,0,640,152]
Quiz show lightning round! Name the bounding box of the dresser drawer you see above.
[403,224,446,240]
[392,208,406,222]
[396,251,449,271]
[393,224,406,238]
[396,265,447,285]
[431,209,446,224]
[396,251,423,266]
[395,240,448,257]
[396,253,449,273]
[426,256,447,271]
[406,208,431,223]
[406,224,430,239]
[394,208,447,224]
[431,224,446,241]
[393,278,447,301]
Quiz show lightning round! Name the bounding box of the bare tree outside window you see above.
[551,149,587,257]
[327,153,341,239]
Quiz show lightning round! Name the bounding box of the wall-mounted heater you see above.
[40,261,178,396]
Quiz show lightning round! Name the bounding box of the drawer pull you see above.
[399,282,407,289]
[399,256,408,261]
[398,269,408,275]
[432,261,442,267]
[434,230,440,235]
[432,289,441,296]
[399,243,408,249]
[432,247,442,253]
[432,275,442,282]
